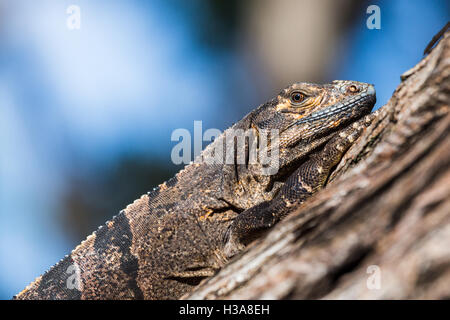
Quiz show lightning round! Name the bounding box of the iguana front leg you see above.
[223,115,373,258]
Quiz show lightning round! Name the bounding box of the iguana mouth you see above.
[300,91,375,123]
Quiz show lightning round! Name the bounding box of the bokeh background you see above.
[0,0,448,299]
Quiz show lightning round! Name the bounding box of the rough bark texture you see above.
[184,30,450,300]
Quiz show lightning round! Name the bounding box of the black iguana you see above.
[15,80,376,299]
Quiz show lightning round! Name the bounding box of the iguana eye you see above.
[290,91,305,104]
[347,85,359,93]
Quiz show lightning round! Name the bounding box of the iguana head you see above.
[255,80,376,146]
[224,80,376,206]
[216,80,376,208]
[252,80,376,171]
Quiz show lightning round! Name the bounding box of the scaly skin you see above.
[15,80,376,300]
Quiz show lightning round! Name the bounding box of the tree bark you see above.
[184,30,450,300]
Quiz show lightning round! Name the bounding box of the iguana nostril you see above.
[367,84,376,96]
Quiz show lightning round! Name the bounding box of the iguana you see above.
[15,80,376,300]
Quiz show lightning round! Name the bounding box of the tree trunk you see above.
[184,29,450,300]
